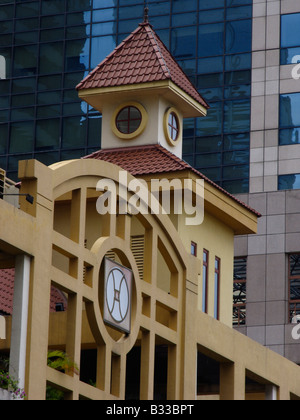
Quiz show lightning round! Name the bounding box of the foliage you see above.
[47,350,79,375]
[0,369,26,400]
[46,350,79,400]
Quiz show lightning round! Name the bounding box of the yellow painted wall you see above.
[178,210,234,327]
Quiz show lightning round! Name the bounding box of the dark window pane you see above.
[198,167,221,182]
[223,164,249,180]
[39,43,64,74]
[171,26,197,59]
[91,36,116,68]
[199,0,225,11]
[0,124,8,153]
[198,56,223,74]
[182,138,194,154]
[224,133,250,150]
[225,70,251,85]
[12,94,35,108]
[280,93,300,128]
[36,119,60,151]
[37,104,60,119]
[226,20,252,54]
[15,17,39,32]
[224,99,251,133]
[224,84,251,100]
[62,116,87,148]
[223,150,249,165]
[281,46,300,65]
[197,102,223,136]
[225,53,251,71]
[0,5,14,20]
[11,107,35,121]
[198,23,224,57]
[65,39,90,72]
[12,77,36,94]
[278,174,300,191]
[173,0,198,13]
[196,135,222,153]
[279,128,300,146]
[38,75,62,91]
[34,151,60,166]
[223,178,249,194]
[199,9,224,24]
[88,115,102,146]
[16,2,39,19]
[197,73,224,89]
[226,5,252,20]
[196,153,222,167]
[41,0,66,15]
[9,121,34,153]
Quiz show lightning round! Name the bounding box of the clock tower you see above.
[76,13,209,160]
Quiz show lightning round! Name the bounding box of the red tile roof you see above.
[0,269,14,316]
[76,22,209,110]
[0,269,68,316]
[83,144,261,217]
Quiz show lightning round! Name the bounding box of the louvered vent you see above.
[131,235,144,280]
[105,250,116,261]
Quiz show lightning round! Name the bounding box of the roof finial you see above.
[144,6,149,23]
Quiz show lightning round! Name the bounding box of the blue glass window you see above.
[198,23,224,57]
[196,102,223,136]
[171,26,197,59]
[199,0,224,10]
[279,93,300,145]
[226,20,252,54]
[278,174,300,191]
[224,99,251,133]
[173,0,198,13]
[281,14,300,65]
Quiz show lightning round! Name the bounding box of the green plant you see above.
[47,350,79,375]
[46,350,79,400]
[0,370,26,400]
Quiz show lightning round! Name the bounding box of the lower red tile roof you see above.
[83,144,261,217]
[0,269,68,315]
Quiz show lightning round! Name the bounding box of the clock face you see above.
[103,258,133,334]
[106,268,129,323]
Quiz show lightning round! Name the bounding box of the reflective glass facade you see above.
[0,0,252,193]
[280,13,300,65]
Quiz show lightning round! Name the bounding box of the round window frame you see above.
[111,102,148,140]
[163,107,182,147]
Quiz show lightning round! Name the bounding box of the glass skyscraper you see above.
[0,0,253,194]
[2,0,300,364]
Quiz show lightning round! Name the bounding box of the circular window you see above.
[111,102,148,140]
[116,106,142,135]
[164,108,181,146]
[168,112,179,142]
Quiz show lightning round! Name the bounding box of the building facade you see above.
[1,19,300,399]
[234,0,300,364]
[1,0,300,364]
[0,0,253,193]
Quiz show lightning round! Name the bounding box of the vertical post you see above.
[265,385,278,400]
[220,362,245,400]
[9,254,31,390]
[140,330,155,400]
[0,316,5,339]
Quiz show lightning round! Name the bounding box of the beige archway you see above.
[32,158,195,400]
